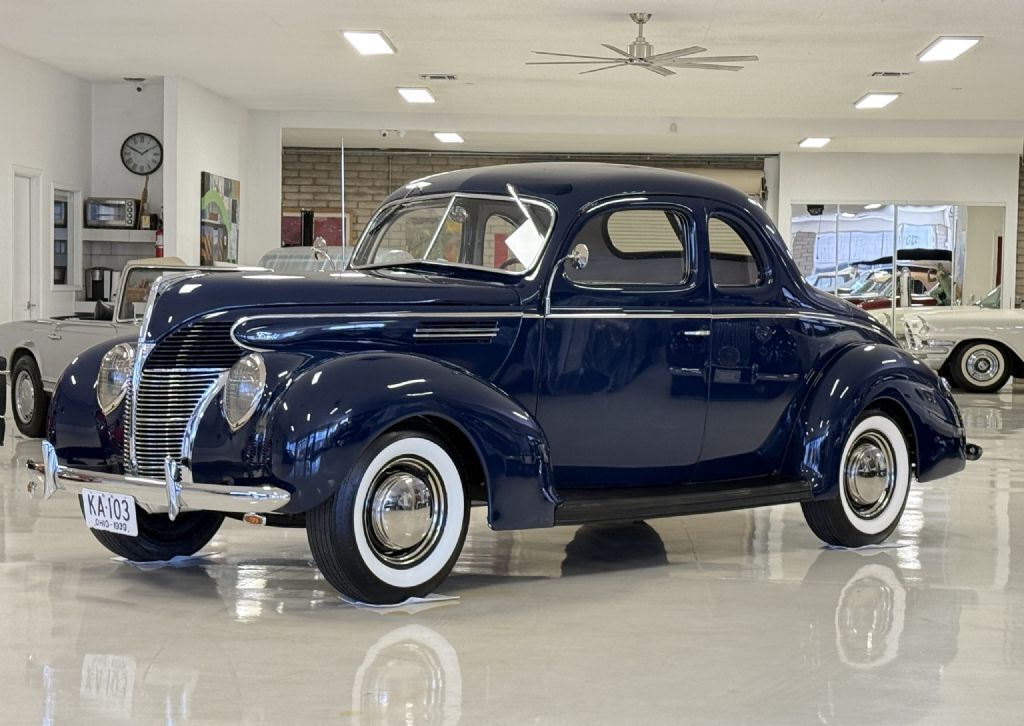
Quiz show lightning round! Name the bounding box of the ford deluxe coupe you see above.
[29,163,979,604]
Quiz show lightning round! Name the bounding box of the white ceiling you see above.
[4,0,1024,154]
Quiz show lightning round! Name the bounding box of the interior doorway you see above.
[11,170,41,321]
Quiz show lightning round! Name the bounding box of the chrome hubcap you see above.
[844,432,897,519]
[14,371,35,421]
[966,349,1000,382]
[366,456,446,567]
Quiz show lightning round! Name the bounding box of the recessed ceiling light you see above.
[341,30,396,56]
[799,137,831,149]
[918,36,982,62]
[864,203,883,210]
[397,87,435,104]
[854,92,901,110]
[434,132,464,143]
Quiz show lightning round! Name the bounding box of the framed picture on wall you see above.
[200,172,240,265]
[280,211,351,248]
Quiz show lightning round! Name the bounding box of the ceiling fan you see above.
[528,12,758,76]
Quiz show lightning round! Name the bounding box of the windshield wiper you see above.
[352,259,453,272]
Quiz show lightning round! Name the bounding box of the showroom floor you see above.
[1,391,1023,725]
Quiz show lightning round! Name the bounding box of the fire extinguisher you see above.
[155,225,164,258]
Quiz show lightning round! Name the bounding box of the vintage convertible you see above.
[28,163,980,604]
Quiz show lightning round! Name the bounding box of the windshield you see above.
[351,194,554,274]
[978,285,1001,309]
[118,267,169,320]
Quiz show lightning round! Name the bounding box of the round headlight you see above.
[222,353,266,431]
[96,343,135,415]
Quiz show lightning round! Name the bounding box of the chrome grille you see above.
[126,319,244,478]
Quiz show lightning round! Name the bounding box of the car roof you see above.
[383,161,755,210]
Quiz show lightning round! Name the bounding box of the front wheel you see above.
[307,430,469,604]
[11,356,48,437]
[84,505,224,562]
[802,412,911,547]
[949,341,1011,393]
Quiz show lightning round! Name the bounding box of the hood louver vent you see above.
[414,320,500,343]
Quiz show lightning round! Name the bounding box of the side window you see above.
[569,209,688,286]
[708,216,764,287]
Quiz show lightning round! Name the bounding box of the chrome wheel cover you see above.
[365,456,447,567]
[965,348,1000,383]
[14,370,36,422]
[844,431,897,520]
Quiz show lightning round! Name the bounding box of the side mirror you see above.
[568,243,589,271]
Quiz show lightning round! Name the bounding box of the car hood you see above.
[143,268,522,340]
[911,306,1024,336]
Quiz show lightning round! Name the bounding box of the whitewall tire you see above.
[802,412,911,547]
[950,342,1010,393]
[307,430,469,604]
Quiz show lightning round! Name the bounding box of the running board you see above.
[553,479,811,526]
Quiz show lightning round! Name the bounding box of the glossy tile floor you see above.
[3,391,1024,725]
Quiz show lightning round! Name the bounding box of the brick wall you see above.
[1017,157,1024,303]
[281,148,766,241]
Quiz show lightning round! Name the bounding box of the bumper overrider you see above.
[26,441,290,520]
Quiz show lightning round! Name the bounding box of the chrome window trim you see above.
[350,192,558,277]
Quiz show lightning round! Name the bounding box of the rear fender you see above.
[265,352,554,529]
[787,343,966,498]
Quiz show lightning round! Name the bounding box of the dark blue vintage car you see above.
[29,163,980,603]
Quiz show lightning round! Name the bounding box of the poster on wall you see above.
[280,212,351,247]
[200,172,240,265]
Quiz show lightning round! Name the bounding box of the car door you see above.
[537,199,711,489]
[41,319,119,387]
[698,204,805,481]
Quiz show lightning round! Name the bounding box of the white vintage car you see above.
[904,288,1019,393]
[0,257,206,437]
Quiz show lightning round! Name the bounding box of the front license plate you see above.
[81,488,138,537]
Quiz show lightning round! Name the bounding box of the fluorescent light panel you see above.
[799,137,831,149]
[854,92,900,109]
[918,36,981,62]
[397,87,435,103]
[342,30,396,55]
[434,132,464,143]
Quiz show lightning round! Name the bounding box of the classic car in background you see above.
[905,287,1018,393]
[28,163,979,604]
[0,258,216,437]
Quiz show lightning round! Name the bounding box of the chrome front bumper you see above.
[26,441,290,520]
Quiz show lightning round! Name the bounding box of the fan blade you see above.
[527,60,632,65]
[642,64,676,77]
[601,44,631,57]
[532,51,621,61]
[667,55,759,64]
[579,63,629,75]
[647,46,707,62]
[670,62,745,71]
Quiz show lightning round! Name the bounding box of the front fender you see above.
[788,343,966,498]
[47,336,134,468]
[265,352,555,529]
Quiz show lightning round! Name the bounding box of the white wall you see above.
[777,153,1021,308]
[91,80,164,213]
[0,46,91,323]
[163,77,249,265]
[241,111,283,266]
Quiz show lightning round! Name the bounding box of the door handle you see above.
[684,329,711,337]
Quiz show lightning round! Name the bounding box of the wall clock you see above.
[120,132,163,176]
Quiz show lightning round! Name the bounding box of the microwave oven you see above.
[85,197,140,229]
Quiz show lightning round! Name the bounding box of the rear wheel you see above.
[84,504,224,562]
[11,355,48,437]
[802,411,911,547]
[307,430,469,604]
[949,341,1011,393]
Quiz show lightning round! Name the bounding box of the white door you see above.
[12,174,40,321]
